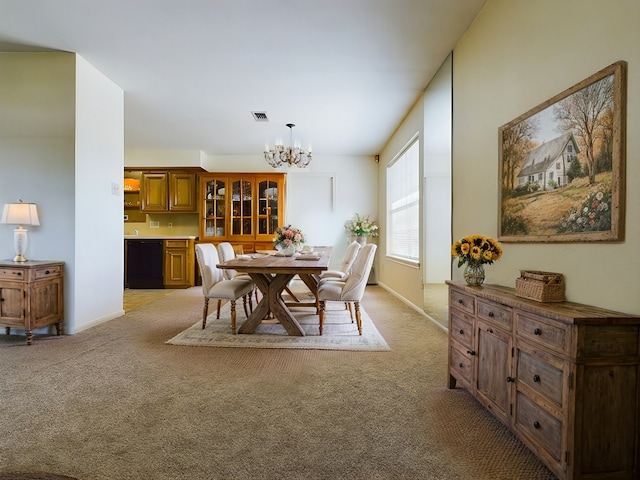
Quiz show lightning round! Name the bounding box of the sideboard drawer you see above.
[450,312,474,350]
[450,345,473,387]
[516,312,568,354]
[0,268,25,282]
[517,349,564,407]
[450,289,475,315]
[34,265,61,280]
[478,299,512,331]
[515,392,563,463]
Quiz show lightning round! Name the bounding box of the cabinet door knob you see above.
[533,421,541,429]
[534,328,542,335]
[458,299,464,304]
[533,374,541,383]
[488,311,494,317]
[487,328,493,333]
[506,377,514,383]
[459,329,464,335]
[459,363,464,368]
[466,350,476,356]
[45,270,50,275]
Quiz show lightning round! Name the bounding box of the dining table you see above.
[217,247,332,336]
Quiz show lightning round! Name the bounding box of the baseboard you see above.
[74,310,126,334]
[375,281,448,332]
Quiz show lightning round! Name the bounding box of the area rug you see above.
[166,303,391,351]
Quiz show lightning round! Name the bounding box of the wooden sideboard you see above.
[447,281,639,480]
[0,260,64,345]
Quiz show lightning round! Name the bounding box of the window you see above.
[387,139,419,262]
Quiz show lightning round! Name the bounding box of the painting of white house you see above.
[498,61,626,242]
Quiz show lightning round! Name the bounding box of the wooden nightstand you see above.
[0,260,64,345]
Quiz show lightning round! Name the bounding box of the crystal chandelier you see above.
[264,123,312,168]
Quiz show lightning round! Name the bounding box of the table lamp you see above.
[1,199,40,262]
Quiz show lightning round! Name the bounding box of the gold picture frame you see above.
[498,60,627,243]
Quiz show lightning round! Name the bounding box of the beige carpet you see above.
[166,303,391,351]
[0,285,556,480]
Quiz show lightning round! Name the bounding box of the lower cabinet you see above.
[447,281,640,480]
[163,239,195,288]
[0,260,64,345]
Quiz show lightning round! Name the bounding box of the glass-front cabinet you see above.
[230,177,253,237]
[199,172,285,251]
[203,178,227,238]
[257,177,280,240]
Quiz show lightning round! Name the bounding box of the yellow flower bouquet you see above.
[451,234,502,268]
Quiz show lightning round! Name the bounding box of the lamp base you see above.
[13,227,29,263]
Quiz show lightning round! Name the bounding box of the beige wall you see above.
[452,0,640,313]
[377,94,425,308]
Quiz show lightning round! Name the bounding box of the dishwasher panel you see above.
[126,239,164,289]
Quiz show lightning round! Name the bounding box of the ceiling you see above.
[0,0,486,157]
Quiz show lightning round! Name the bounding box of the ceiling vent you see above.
[251,111,269,122]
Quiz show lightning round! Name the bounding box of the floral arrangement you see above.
[273,225,305,249]
[451,234,502,267]
[346,213,379,237]
[558,186,611,233]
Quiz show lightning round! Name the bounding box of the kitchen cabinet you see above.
[0,260,64,345]
[124,170,145,222]
[164,238,195,288]
[125,238,195,289]
[199,172,285,252]
[447,282,640,480]
[141,170,198,213]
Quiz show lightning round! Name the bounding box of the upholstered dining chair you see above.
[217,241,258,304]
[317,244,377,335]
[314,240,361,282]
[194,243,255,333]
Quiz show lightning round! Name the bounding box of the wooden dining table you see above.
[217,247,332,336]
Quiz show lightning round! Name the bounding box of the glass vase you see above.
[463,262,485,285]
[275,243,296,256]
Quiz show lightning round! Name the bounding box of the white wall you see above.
[74,55,125,332]
[452,0,640,313]
[0,52,126,335]
[0,53,76,334]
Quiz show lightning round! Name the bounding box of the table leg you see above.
[237,273,305,336]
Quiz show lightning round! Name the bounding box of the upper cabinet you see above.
[123,170,146,222]
[200,172,286,251]
[141,170,198,213]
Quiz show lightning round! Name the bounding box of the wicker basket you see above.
[515,270,565,303]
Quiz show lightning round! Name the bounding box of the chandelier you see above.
[264,123,312,168]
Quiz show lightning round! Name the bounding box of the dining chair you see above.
[194,243,255,333]
[217,241,258,305]
[317,244,377,335]
[315,240,361,282]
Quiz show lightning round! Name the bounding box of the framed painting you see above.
[498,60,627,242]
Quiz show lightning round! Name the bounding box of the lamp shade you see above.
[1,202,40,226]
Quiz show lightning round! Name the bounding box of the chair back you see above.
[217,241,238,280]
[339,241,361,274]
[195,243,224,294]
[341,244,377,301]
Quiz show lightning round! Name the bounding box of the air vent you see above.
[252,111,269,122]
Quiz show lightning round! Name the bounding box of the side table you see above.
[0,260,64,345]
